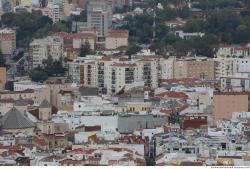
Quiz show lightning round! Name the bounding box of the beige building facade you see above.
[0,67,6,90]
[174,59,215,80]
[105,29,129,49]
[213,92,249,124]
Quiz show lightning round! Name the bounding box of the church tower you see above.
[39,99,52,121]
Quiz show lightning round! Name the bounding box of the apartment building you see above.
[105,29,129,49]
[216,44,250,58]
[68,55,160,94]
[160,58,174,80]
[236,58,250,73]
[0,0,11,16]
[29,36,63,67]
[42,3,62,23]
[54,31,97,60]
[136,58,159,89]
[173,58,215,80]
[0,28,16,56]
[0,89,36,100]
[68,56,102,85]
[72,33,97,50]
[11,0,32,7]
[213,57,250,79]
[213,92,249,124]
[96,57,113,94]
[0,67,6,90]
[87,0,112,37]
[68,58,85,85]
[220,77,250,92]
[14,80,46,91]
[214,57,236,79]
[83,61,98,88]
[107,63,136,94]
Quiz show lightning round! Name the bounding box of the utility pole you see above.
[152,9,156,42]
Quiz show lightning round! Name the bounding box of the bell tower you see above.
[39,99,52,121]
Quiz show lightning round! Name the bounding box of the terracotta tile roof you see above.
[155,91,188,100]
[137,58,154,62]
[106,29,129,38]
[75,124,85,129]
[53,32,97,40]
[242,123,250,127]
[72,33,97,40]
[119,135,145,144]
[53,32,69,38]
[160,78,203,87]
[33,136,48,146]
[86,156,101,161]
[88,134,98,143]
[79,27,96,33]
[70,148,95,155]
[59,159,84,165]
[155,154,164,161]
[179,161,203,166]
[160,109,172,114]
[108,160,119,165]
[85,125,101,132]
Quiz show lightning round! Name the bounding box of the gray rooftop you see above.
[118,114,167,133]
[1,107,35,129]
[39,99,50,108]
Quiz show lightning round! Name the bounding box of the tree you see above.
[126,43,141,56]
[29,67,48,82]
[52,22,68,32]
[1,11,53,48]
[51,58,66,76]
[79,41,91,57]
[43,55,54,76]
[43,56,65,76]
[0,51,6,67]
[168,111,180,125]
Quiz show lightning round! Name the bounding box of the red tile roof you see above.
[106,29,129,38]
[86,156,101,161]
[155,91,188,100]
[72,33,97,40]
[85,125,101,132]
[70,148,96,155]
[33,137,48,146]
[242,123,250,127]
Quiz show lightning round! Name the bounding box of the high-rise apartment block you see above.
[87,0,112,37]
[29,36,63,67]
[0,28,16,56]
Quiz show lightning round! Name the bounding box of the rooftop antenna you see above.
[153,9,156,41]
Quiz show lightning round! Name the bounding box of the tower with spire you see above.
[152,10,156,42]
[39,99,52,122]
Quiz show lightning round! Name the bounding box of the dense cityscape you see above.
[1,0,250,166]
